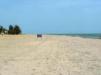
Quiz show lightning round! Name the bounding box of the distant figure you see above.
[37,34,42,38]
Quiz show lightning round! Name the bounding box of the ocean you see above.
[49,33,101,39]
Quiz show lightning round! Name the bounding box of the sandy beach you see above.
[0,35,101,75]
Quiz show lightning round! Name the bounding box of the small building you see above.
[4,30,8,34]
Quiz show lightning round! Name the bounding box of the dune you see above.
[0,35,101,75]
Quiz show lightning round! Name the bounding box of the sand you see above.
[0,35,101,75]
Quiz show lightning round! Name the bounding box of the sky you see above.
[0,0,101,34]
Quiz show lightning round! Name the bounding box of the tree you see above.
[0,26,3,34]
[13,25,21,34]
[0,25,22,35]
[8,25,14,34]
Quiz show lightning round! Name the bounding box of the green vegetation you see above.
[0,25,22,35]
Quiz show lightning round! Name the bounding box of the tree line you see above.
[0,25,22,35]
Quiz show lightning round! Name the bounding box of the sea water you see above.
[50,33,101,39]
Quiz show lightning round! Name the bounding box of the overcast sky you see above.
[0,0,101,34]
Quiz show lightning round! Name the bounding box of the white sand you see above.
[0,35,101,75]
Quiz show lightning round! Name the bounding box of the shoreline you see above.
[0,34,101,40]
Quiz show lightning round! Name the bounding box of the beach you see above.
[0,35,101,75]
